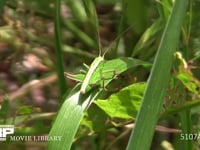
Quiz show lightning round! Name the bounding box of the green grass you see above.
[54,0,67,100]
[126,0,188,149]
[2,0,200,149]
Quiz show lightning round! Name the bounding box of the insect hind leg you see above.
[100,69,118,90]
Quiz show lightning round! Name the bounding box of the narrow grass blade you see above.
[55,0,67,99]
[48,84,99,150]
[48,58,150,150]
[126,1,188,150]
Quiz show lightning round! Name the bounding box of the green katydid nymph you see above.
[64,27,131,94]
[64,52,108,94]
[80,55,104,93]
[80,27,131,94]
[80,29,111,94]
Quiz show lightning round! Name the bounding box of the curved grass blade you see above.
[126,1,188,150]
[48,57,151,150]
[48,84,99,150]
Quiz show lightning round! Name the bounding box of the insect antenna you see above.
[102,26,132,57]
[96,27,102,56]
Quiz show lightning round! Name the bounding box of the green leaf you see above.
[81,106,108,133]
[90,57,151,85]
[95,82,146,119]
[66,57,151,93]
[48,57,150,150]
[48,84,100,150]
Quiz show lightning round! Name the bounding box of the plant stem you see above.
[55,0,67,100]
